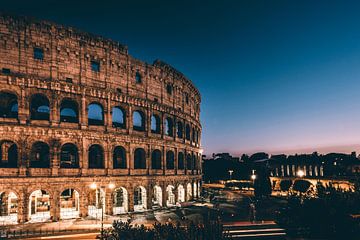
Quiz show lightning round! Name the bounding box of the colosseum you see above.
[0,14,202,224]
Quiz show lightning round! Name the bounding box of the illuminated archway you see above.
[60,189,80,219]
[113,187,128,214]
[134,186,147,212]
[166,185,176,207]
[152,185,162,208]
[0,191,18,224]
[29,190,50,222]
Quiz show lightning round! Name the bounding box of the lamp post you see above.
[251,170,256,192]
[90,182,115,238]
[296,169,305,201]
[228,170,234,181]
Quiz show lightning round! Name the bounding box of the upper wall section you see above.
[0,14,201,120]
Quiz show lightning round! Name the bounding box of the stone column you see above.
[106,96,112,131]
[127,105,132,135]
[147,183,153,210]
[162,182,167,208]
[162,146,166,175]
[18,89,28,125]
[17,191,28,223]
[127,144,132,175]
[79,191,88,218]
[128,187,134,212]
[50,95,59,127]
[50,190,60,221]
[105,189,113,215]
[51,141,60,176]
[80,94,87,129]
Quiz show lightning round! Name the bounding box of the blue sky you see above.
[5,0,360,155]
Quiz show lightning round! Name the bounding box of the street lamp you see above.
[297,169,305,178]
[228,170,234,181]
[90,182,115,238]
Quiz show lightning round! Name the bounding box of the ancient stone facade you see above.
[0,14,202,224]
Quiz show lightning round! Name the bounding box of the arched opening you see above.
[88,144,104,169]
[186,183,192,201]
[112,107,126,128]
[0,192,18,224]
[60,99,79,123]
[133,110,145,131]
[177,185,185,203]
[60,143,79,168]
[29,190,50,222]
[113,146,126,169]
[166,151,175,169]
[134,186,147,212]
[177,121,183,138]
[192,154,197,170]
[166,185,176,207]
[134,148,146,169]
[185,124,191,141]
[151,114,160,134]
[88,103,104,126]
[88,187,105,219]
[152,185,162,208]
[186,153,192,170]
[0,92,18,119]
[0,141,18,168]
[30,142,50,168]
[30,94,50,121]
[151,149,162,169]
[192,127,196,143]
[197,182,201,197]
[193,182,198,198]
[164,117,174,136]
[135,71,142,83]
[178,152,184,170]
[113,187,128,214]
[60,189,79,219]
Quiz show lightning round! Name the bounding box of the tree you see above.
[280,180,292,192]
[292,180,311,193]
[254,168,272,198]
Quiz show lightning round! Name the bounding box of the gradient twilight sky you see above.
[5,0,360,156]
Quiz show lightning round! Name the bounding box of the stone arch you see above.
[0,140,18,168]
[177,121,183,138]
[0,191,18,224]
[87,186,105,219]
[28,189,51,222]
[0,91,18,119]
[60,143,79,168]
[186,183,192,201]
[88,144,104,169]
[113,146,126,169]
[134,148,146,169]
[166,185,176,207]
[60,189,80,219]
[164,117,174,136]
[151,114,161,134]
[133,110,145,131]
[177,184,185,203]
[166,150,175,169]
[30,141,50,168]
[152,185,162,208]
[88,102,104,126]
[134,186,147,212]
[186,153,192,170]
[30,93,50,121]
[151,149,162,169]
[112,106,126,128]
[178,152,184,170]
[60,98,79,123]
[113,187,128,214]
[185,124,191,140]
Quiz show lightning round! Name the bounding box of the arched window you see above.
[0,92,18,118]
[133,110,145,131]
[113,146,126,169]
[0,141,18,168]
[192,127,196,142]
[60,189,80,219]
[88,103,104,126]
[166,150,175,169]
[112,107,126,128]
[177,121,183,138]
[30,94,50,121]
[30,141,50,168]
[88,144,104,168]
[151,114,160,134]
[60,143,79,168]
[186,153,192,170]
[134,148,146,169]
[178,152,184,170]
[134,186,146,211]
[60,99,79,123]
[164,117,174,137]
[135,71,142,83]
[185,124,191,141]
[192,154,197,170]
[151,149,162,169]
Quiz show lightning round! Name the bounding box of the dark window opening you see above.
[0,141,18,168]
[0,92,18,119]
[113,146,126,169]
[178,152,184,170]
[135,72,142,83]
[60,99,79,123]
[88,103,104,126]
[185,94,189,104]
[134,148,146,169]
[133,110,145,131]
[151,150,162,169]
[166,84,173,95]
[2,68,10,74]
[91,60,100,72]
[30,94,50,121]
[116,88,122,94]
[30,142,50,168]
[65,78,73,83]
[34,47,44,60]
[165,117,174,137]
[88,144,104,169]
[151,114,160,134]
[177,122,183,138]
[60,143,79,168]
[166,151,175,170]
[112,107,126,129]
